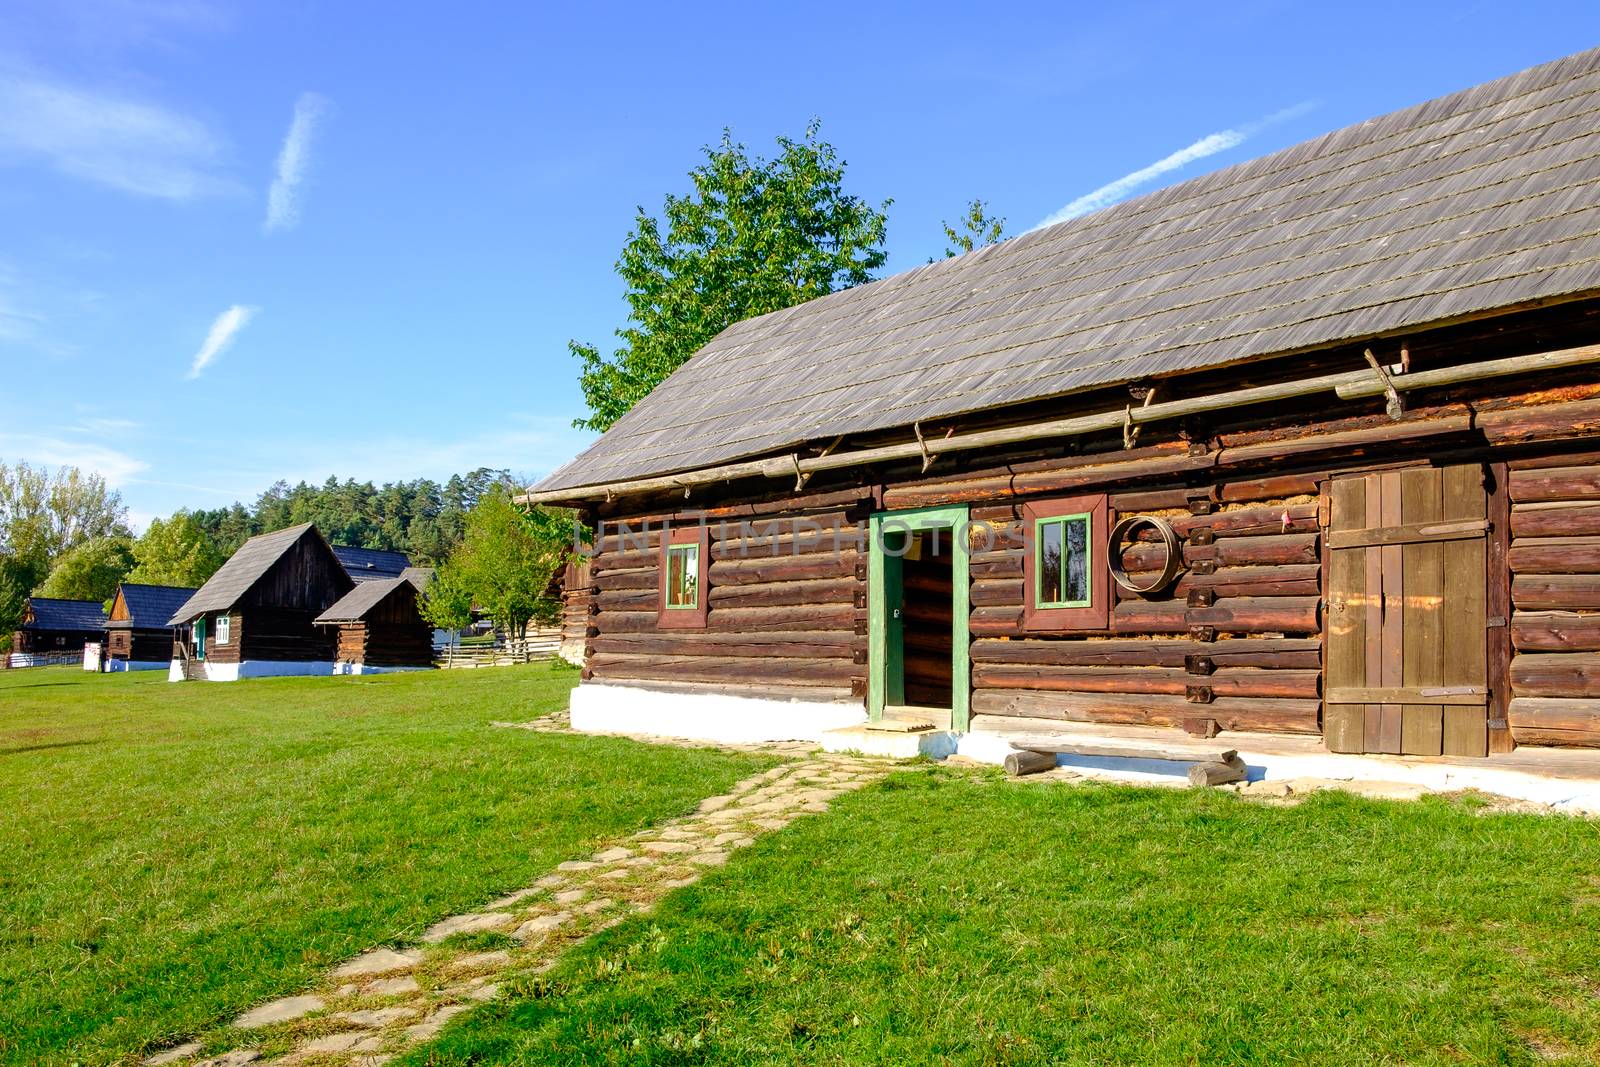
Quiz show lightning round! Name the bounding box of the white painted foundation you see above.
[106,659,167,672]
[167,659,335,681]
[570,682,864,744]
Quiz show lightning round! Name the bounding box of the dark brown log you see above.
[970,663,1319,698]
[969,605,1025,636]
[1160,504,1320,539]
[1510,652,1600,698]
[593,567,656,591]
[1188,758,1247,787]
[1113,597,1320,635]
[589,653,855,686]
[708,576,858,608]
[1217,413,1473,465]
[589,630,858,659]
[880,448,1215,509]
[1507,464,1600,503]
[1512,574,1600,611]
[969,551,1023,579]
[1507,696,1600,747]
[1217,474,1322,503]
[1120,532,1319,570]
[1510,503,1600,538]
[970,688,1321,734]
[1506,447,1600,470]
[1508,537,1600,574]
[596,587,657,612]
[1477,397,1600,447]
[971,578,1022,608]
[1110,486,1198,511]
[1115,564,1321,600]
[969,637,1319,669]
[1511,613,1600,652]
[1005,749,1057,777]
[707,551,859,585]
[970,504,1021,523]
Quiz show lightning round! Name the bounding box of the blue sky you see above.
[2,1,1598,529]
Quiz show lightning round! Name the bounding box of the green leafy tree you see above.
[0,461,128,645]
[572,120,891,431]
[125,512,224,589]
[942,198,1006,257]
[442,486,574,645]
[37,536,135,604]
[418,564,473,647]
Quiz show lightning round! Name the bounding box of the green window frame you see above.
[1034,513,1093,609]
[664,543,700,610]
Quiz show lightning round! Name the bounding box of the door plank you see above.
[1443,463,1489,757]
[1325,478,1367,753]
[1374,471,1405,754]
[1401,467,1444,756]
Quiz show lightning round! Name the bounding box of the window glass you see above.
[1037,514,1092,608]
[666,544,699,609]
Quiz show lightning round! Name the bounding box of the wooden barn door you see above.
[1325,464,1489,757]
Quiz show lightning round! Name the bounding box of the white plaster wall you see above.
[168,660,334,681]
[106,659,167,672]
[570,682,864,744]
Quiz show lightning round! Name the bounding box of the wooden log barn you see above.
[523,49,1600,803]
[167,523,355,681]
[7,597,106,668]
[316,567,437,674]
[104,583,197,671]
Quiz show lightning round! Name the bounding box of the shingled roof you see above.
[314,571,428,625]
[170,523,338,624]
[22,597,106,632]
[332,545,411,583]
[538,47,1600,494]
[111,584,197,629]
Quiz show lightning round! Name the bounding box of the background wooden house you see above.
[317,567,436,674]
[521,48,1600,788]
[7,598,106,668]
[167,523,354,681]
[104,584,197,671]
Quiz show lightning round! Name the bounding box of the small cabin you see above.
[519,48,1600,803]
[316,567,436,674]
[105,583,197,670]
[168,523,354,681]
[8,598,106,667]
[331,545,411,584]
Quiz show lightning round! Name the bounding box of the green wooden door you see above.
[869,505,971,730]
[193,617,206,662]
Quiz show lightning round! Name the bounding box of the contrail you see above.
[1034,101,1318,230]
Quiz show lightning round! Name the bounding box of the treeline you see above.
[1,463,519,648]
[188,468,511,563]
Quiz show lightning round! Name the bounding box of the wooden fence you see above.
[434,628,561,669]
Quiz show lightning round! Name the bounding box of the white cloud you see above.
[0,72,233,200]
[187,304,257,379]
[0,432,149,487]
[264,92,329,232]
[1035,101,1318,230]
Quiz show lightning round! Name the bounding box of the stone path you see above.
[145,729,892,1067]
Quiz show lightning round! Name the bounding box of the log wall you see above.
[583,502,869,701]
[1508,453,1600,746]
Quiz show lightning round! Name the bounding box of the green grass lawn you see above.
[0,665,775,1066]
[414,769,1600,1066]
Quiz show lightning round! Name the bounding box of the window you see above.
[1022,494,1110,630]
[658,524,710,629]
[664,543,699,609]
[215,613,231,645]
[1035,513,1092,608]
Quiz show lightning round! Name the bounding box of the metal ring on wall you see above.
[1108,514,1183,596]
